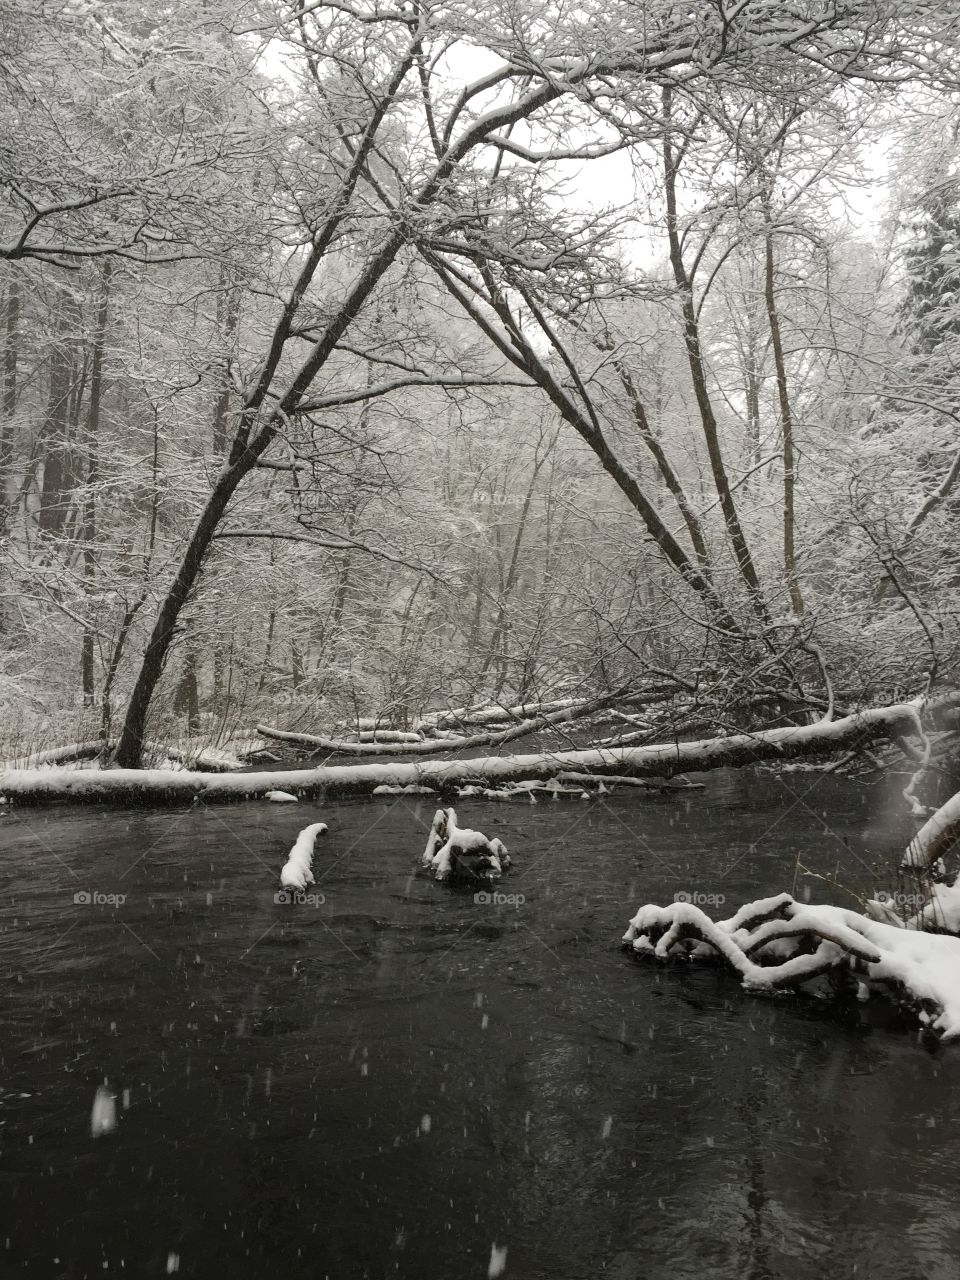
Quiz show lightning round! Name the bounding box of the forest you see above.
[3,0,960,792]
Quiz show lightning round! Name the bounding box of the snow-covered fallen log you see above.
[333,729,425,744]
[420,686,679,730]
[623,892,960,1041]
[333,716,390,732]
[420,808,510,883]
[157,746,244,773]
[423,696,590,729]
[0,701,925,804]
[556,771,704,792]
[0,740,244,773]
[256,690,625,757]
[279,822,328,891]
[1,742,106,770]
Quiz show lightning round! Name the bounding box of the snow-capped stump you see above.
[622,892,960,1042]
[421,807,511,884]
[279,822,328,891]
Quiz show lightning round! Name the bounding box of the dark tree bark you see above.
[762,199,804,616]
[0,276,19,533]
[173,644,201,732]
[37,313,75,536]
[81,264,111,705]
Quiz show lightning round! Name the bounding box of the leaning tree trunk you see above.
[112,462,251,765]
[110,27,430,767]
[662,87,768,621]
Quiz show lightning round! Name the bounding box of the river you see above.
[1,769,958,1279]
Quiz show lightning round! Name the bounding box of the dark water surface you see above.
[1,769,959,1280]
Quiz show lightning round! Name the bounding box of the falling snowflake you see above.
[488,1243,508,1277]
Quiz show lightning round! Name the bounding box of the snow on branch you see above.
[904,789,960,871]
[623,893,960,1042]
[296,372,534,412]
[212,529,448,582]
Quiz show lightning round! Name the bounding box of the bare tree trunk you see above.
[173,643,201,732]
[291,639,305,690]
[211,267,240,458]
[614,359,713,575]
[82,264,111,705]
[743,335,763,471]
[100,595,146,743]
[762,205,805,616]
[112,462,251,763]
[427,255,737,629]
[662,88,767,618]
[37,308,75,536]
[0,277,19,534]
[258,608,276,693]
[486,438,555,695]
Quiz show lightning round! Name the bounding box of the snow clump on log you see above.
[279,822,328,890]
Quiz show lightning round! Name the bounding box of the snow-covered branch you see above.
[623,893,960,1042]
[296,372,534,413]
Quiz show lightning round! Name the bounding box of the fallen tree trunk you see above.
[256,689,630,757]
[0,701,924,805]
[0,741,242,774]
[424,695,596,729]
[345,730,425,744]
[556,771,702,792]
[1,743,106,769]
